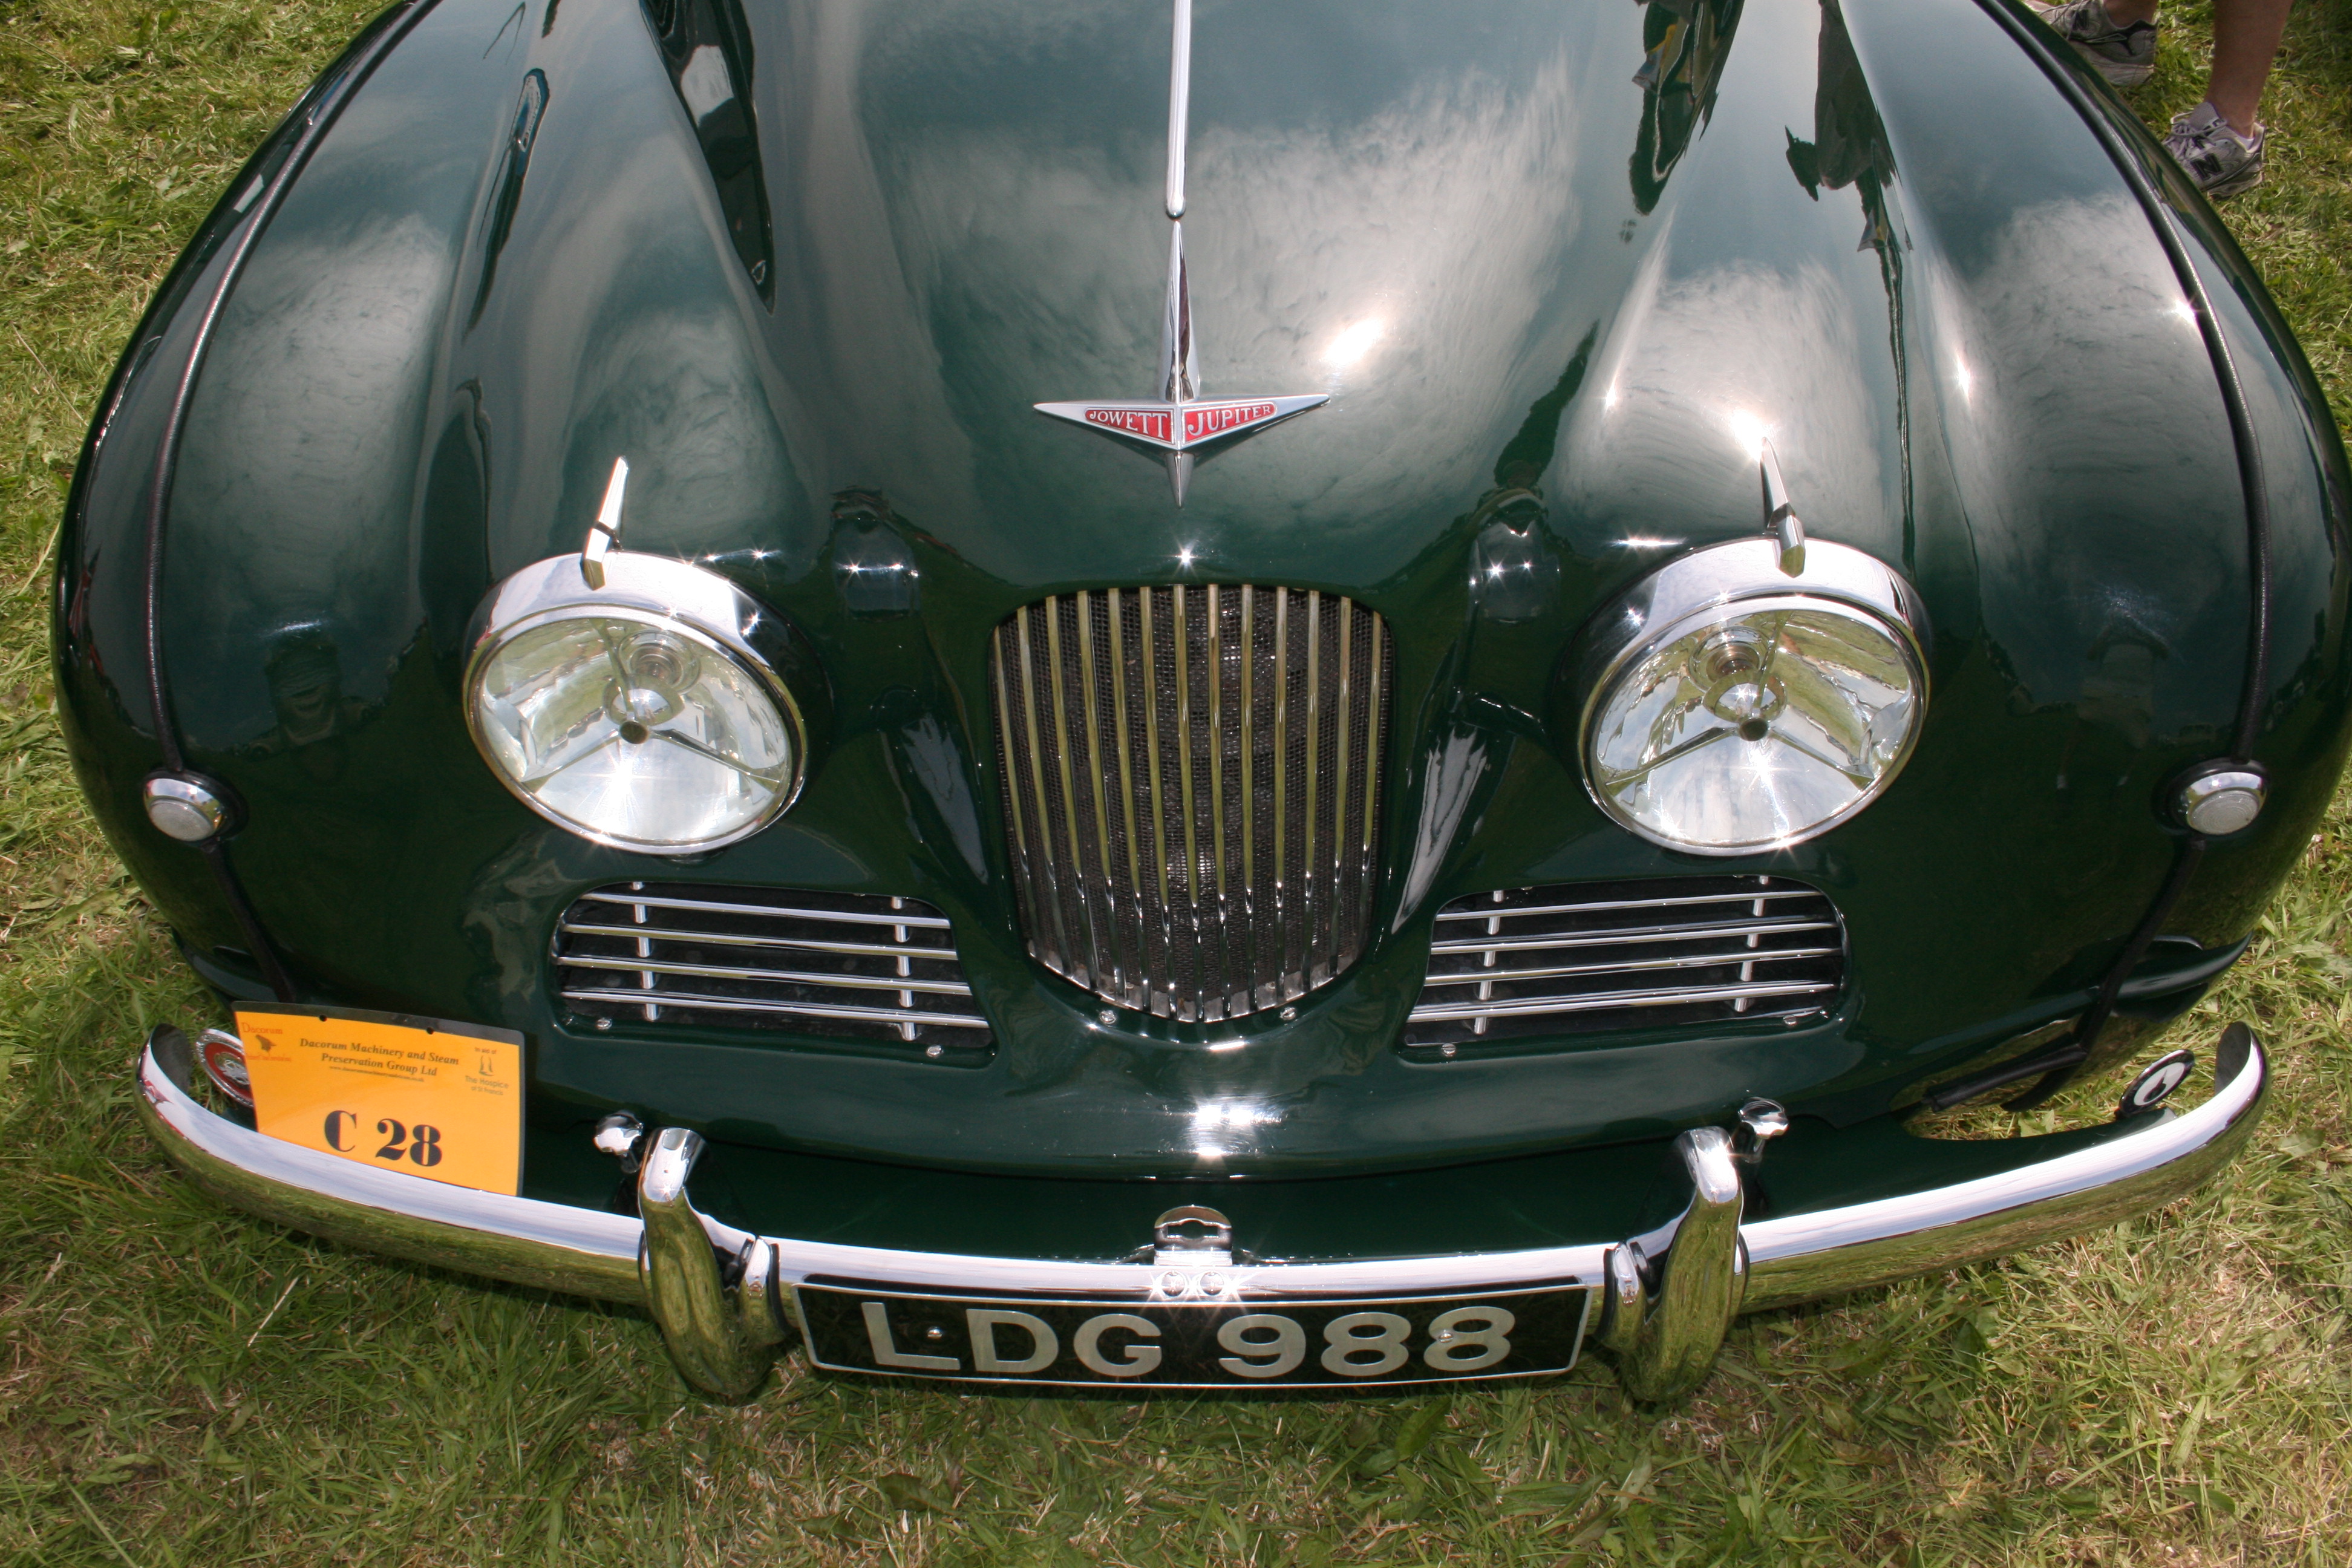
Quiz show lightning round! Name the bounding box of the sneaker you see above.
[2165,102,2265,197]
[2027,0,2157,87]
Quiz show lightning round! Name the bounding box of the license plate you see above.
[234,1004,524,1195]
[794,1282,1591,1388]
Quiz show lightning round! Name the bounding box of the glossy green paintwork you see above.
[55,0,2352,1231]
[520,1073,2175,1264]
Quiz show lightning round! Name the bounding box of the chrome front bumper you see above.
[134,1023,2269,1400]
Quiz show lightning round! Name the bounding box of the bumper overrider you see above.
[136,1024,2269,1401]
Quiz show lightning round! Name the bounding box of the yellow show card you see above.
[235,1005,523,1195]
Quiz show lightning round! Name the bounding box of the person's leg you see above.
[2031,0,2159,86]
[2207,0,2292,136]
[2163,0,2290,197]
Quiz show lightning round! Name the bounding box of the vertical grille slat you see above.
[1238,584,1256,903]
[1302,590,1321,991]
[992,586,1392,1022]
[1107,591,1151,989]
[1272,589,1292,996]
[1073,593,1119,995]
[1404,876,1846,1051]
[1331,604,1353,972]
[1171,584,1201,1001]
[1042,604,1096,987]
[1135,589,1169,987]
[1204,584,1226,917]
[1008,608,1068,974]
[1359,618,1385,969]
[555,884,991,1051]
[1207,584,1238,1008]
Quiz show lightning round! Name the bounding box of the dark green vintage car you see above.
[54,0,2347,1400]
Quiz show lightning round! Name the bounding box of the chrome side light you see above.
[464,550,820,854]
[2172,764,2266,837]
[1575,537,1927,855]
[143,774,232,843]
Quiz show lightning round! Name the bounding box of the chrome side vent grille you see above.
[1404,876,1843,1051]
[554,884,990,1055]
[991,586,1392,1022]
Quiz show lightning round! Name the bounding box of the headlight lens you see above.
[1581,552,1926,853]
[465,552,814,854]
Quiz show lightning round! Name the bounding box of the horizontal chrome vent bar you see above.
[1405,875,1845,1051]
[1430,888,1823,921]
[554,884,990,1053]
[1429,946,1843,987]
[1426,915,1838,955]
[554,955,974,996]
[558,920,955,961]
[558,988,991,1031]
[573,889,952,929]
[1406,978,1840,1024]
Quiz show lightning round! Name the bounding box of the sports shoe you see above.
[2028,0,2157,87]
[2164,102,2266,197]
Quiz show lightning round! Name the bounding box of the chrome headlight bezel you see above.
[463,550,820,854]
[1574,537,1930,856]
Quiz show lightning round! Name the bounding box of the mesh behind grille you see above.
[991,586,1392,1022]
[1405,876,1844,1049]
[555,884,990,1051]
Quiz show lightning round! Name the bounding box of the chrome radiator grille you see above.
[554,884,990,1053]
[1405,876,1843,1050]
[991,586,1392,1022]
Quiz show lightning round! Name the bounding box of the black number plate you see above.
[794,1282,1592,1388]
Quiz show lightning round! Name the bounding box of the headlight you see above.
[465,551,816,853]
[1578,537,1926,854]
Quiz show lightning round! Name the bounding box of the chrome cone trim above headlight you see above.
[463,549,814,853]
[1576,537,1930,856]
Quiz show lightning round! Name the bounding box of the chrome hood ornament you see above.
[1033,0,1327,505]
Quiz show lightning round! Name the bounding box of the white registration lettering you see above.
[1422,1304,1515,1371]
[1321,1312,1411,1376]
[1073,1313,1162,1377]
[966,1308,1058,1373]
[861,1301,958,1370]
[1216,1313,1306,1378]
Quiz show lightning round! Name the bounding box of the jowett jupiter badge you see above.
[1033,0,1325,505]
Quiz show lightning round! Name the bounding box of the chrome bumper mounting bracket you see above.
[1599,1127,1748,1402]
[638,1127,776,1400]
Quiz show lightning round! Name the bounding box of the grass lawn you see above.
[4,0,2352,1563]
